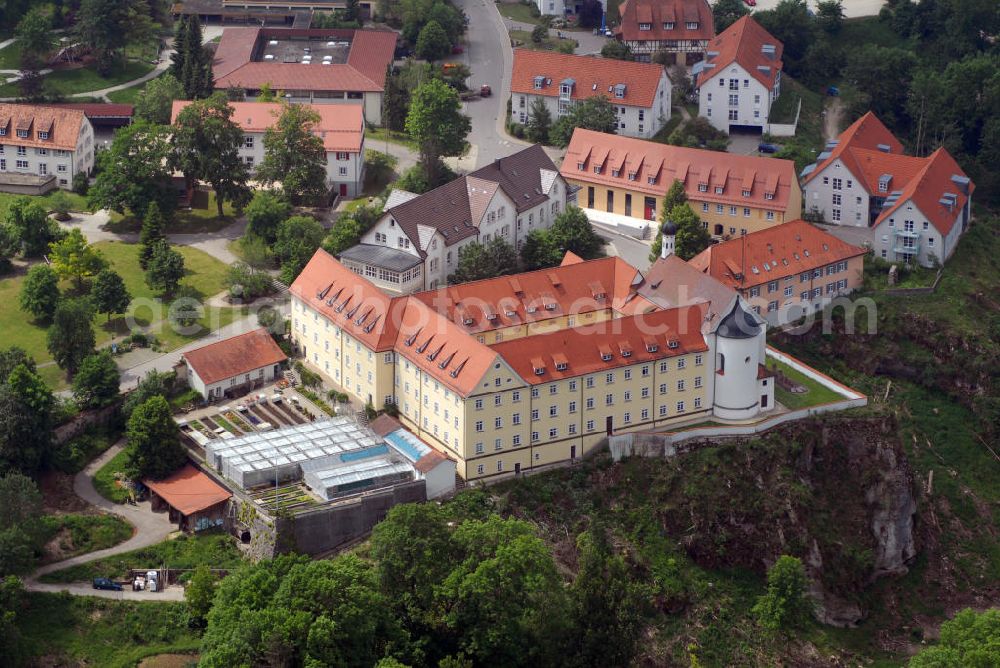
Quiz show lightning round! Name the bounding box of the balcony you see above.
[892,242,920,255]
[894,228,919,239]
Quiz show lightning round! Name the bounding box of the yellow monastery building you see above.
[290,237,776,482]
[561,128,802,239]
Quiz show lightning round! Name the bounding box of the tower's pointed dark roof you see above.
[716,300,760,339]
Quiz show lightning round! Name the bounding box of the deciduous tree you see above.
[126,395,185,480]
[18,264,60,321]
[274,216,326,284]
[15,7,55,69]
[550,96,617,147]
[185,564,217,624]
[0,365,54,472]
[406,78,471,188]
[910,608,1000,667]
[135,73,185,124]
[144,240,185,295]
[72,351,120,408]
[0,473,44,575]
[91,268,132,323]
[244,191,291,243]
[752,554,813,631]
[671,203,711,260]
[48,228,106,291]
[600,39,633,60]
[650,179,688,261]
[712,0,751,32]
[47,298,95,374]
[448,237,517,284]
[415,20,451,61]
[122,370,172,418]
[171,94,252,216]
[525,97,552,144]
[89,121,174,219]
[7,197,59,257]
[257,104,328,204]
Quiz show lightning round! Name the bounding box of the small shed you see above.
[181,328,287,400]
[144,464,232,532]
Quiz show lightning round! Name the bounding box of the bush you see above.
[71,173,89,196]
[51,429,115,474]
[294,360,322,388]
[531,24,547,43]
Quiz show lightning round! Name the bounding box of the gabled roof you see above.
[182,328,287,385]
[688,220,867,290]
[144,465,231,516]
[511,49,667,108]
[562,128,798,212]
[637,254,738,330]
[212,27,396,92]
[696,16,783,90]
[46,103,134,118]
[469,144,561,213]
[410,256,656,334]
[0,103,87,150]
[874,147,974,236]
[289,249,405,351]
[801,112,904,186]
[491,305,708,384]
[384,176,487,258]
[171,100,364,152]
[615,0,714,45]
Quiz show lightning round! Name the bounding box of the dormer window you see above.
[663,21,674,29]
[601,352,613,361]
[611,168,620,177]
[685,21,699,29]
[668,339,679,349]
[627,171,636,181]
[533,76,545,89]
[742,189,751,197]
[532,357,546,375]
[647,174,656,185]
[621,349,631,358]
[638,22,651,30]
[714,186,724,194]
[764,192,774,200]
[37,131,48,140]
[560,84,572,95]
[594,165,602,174]
[0,127,6,136]
[613,84,627,99]
[698,183,708,192]
[577,161,585,170]
[646,343,658,353]
[16,129,27,138]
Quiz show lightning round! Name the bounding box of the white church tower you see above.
[711,300,775,420]
[660,219,677,259]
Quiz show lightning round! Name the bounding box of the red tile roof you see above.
[410,256,656,334]
[511,49,667,108]
[874,147,974,236]
[144,464,231,516]
[171,100,364,152]
[46,103,134,118]
[695,16,783,90]
[491,305,709,384]
[688,220,867,290]
[562,128,799,213]
[0,103,87,151]
[182,328,287,385]
[212,27,396,93]
[615,0,714,46]
[290,248,404,352]
[801,112,903,186]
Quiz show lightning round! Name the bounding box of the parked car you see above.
[451,45,464,55]
[743,0,756,6]
[480,84,492,97]
[758,143,780,154]
[826,86,840,96]
[93,577,122,591]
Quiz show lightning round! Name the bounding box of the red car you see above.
[480,84,492,97]
[744,0,756,5]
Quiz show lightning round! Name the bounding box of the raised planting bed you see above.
[223,410,253,432]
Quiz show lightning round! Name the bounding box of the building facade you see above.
[613,0,714,64]
[290,246,776,482]
[171,100,365,198]
[562,128,801,237]
[211,28,396,125]
[689,219,867,325]
[800,112,973,267]
[339,145,568,293]
[0,104,95,189]
[181,328,288,400]
[695,16,783,134]
[511,50,671,139]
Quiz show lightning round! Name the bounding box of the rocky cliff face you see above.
[652,415,918,627]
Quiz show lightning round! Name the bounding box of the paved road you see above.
[24,443,185,601]
[595,224,654,271]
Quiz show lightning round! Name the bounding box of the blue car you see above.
[93,577,123,591]
[758,143,780,154]
[827,86,840,96]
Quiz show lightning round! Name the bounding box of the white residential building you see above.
[695,16,783,134]
[511,50,671,140]
[339,145,568,293]
[171,100,366,198]
[0,103,94,190]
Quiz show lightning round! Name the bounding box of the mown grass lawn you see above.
[107,70,164,105]
[0,39,23,69]
[20,593,200,668]
[499,1,543,24]
[105,192,238,235]
[39,513,134,563]
[40,532,243,583]
[0,60,154,97]
[0,190,91,218]
[509,29,578,52]
[0,241,241,384]
[766,357,848,410]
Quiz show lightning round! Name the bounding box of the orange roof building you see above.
[561,128,801,237]
[144,464,231,531]
[211,27,396,126]
[0,103,95,191]
[694,16,784,134]
[171,100,366,197]
[689,219,867,324]
[614,0,714,65]
[181,328,287,400]
[290,247,779,481]
[510,50,671,139]
[800,112,974,267]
